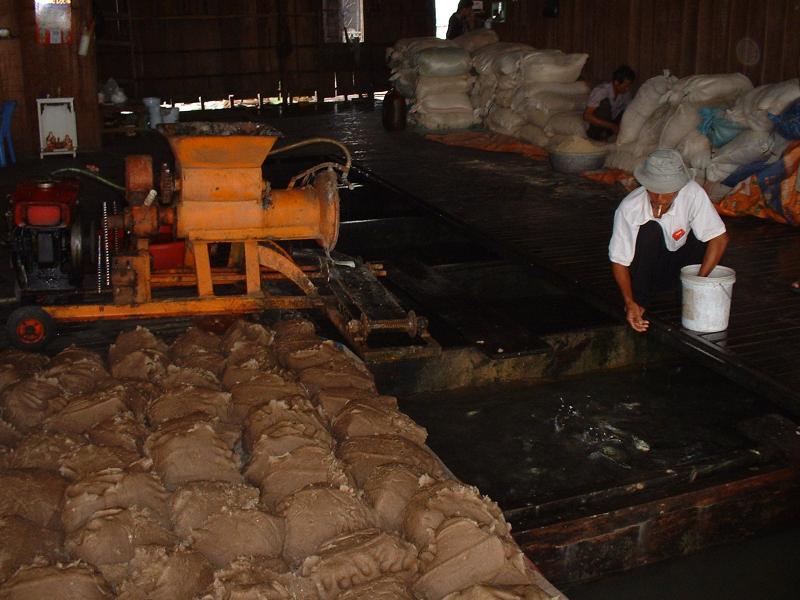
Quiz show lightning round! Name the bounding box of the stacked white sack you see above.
[489,49,588,145]
[703,79,800,184]
[725,78,800,131]
[470,42,535,119]
[387,37,457,99]
[451,28,499,54]
[606,73,754,175]
[408,47,476,131]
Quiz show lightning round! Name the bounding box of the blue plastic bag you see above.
[697,107,745,148]
[769,99,800,140]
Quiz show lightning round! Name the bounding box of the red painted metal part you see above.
[12,179,79,227]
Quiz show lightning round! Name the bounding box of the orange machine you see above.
[7,122,435,359]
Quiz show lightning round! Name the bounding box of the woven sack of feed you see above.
[726,79,800,131]
[415,75,475,100]
[543,111,587,137]
[451,28,499,54]
[664,73,752,106]
[616,73,678,145]
[413,47,471,77]
[520,50,588,84]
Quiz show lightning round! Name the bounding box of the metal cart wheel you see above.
[6,306,54,351]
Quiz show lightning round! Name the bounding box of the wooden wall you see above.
[95,0,434,104]
[494,0,800,86]
[94,0,798,107]
[0,0,100,157]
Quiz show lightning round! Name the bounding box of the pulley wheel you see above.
[6,306,55,351]
[69,210,96,285]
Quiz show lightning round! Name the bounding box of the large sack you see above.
[390,69,417,99]
[451,29,499,54]
[636,103,674,153]
[726,79,800,131]
[470,82,497,117]
[617,73,678,145]
[510,81,589,112]
[496,73,520,91]
[388,37,456,68]
[485,106,526,136]
[519,91,588,114]
[415,75,474,100]
[605,141,645,173]
[706,130,783,182]
[413,47,471,77]
[413,92,474,113]
[677,130,712,170]
[472,43,534,76]
[412,110,476,131]
[544,111,587,137]
[664,73,753,106]
[659,102,702,148]
[518,93,589,127]
[517,124,550,147]
[519,50,588,83]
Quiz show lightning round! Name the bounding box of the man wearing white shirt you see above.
[584,65,635,141]
[609,149,729,332]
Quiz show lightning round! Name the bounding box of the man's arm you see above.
[611,262,649,332]
[583,106,619,134]
[697,231,729,277]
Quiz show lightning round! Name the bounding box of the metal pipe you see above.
[269,137,352,177]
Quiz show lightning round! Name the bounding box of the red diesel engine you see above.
[8,179,93,296]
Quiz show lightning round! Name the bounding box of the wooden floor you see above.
[264,105,800,412]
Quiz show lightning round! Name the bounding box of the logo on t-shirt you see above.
[672,228,686,241]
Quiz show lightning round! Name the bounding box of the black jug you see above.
[382,87,406,131]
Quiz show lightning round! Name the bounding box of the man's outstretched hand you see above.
[625,301,649,332]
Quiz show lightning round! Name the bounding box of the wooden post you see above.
[192,241,214,297]
[244,241,262,296]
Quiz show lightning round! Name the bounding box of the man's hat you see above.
[634,149,692,194]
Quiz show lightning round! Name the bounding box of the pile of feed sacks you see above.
[471,42,535,120]
[480,47,589,147]
[0,320,562,600]
[387,31,498,131]
[606,73,799,193]
[387,37,458,99]
[408,46,476,130]
[707,78,799,188]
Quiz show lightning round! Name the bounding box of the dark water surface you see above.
[401,362,765,512]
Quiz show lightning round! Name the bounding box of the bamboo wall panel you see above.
[495,0,799,86]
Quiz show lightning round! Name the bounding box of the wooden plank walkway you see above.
[268,107,800,411]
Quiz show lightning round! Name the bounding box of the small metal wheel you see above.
[6,306,55,351]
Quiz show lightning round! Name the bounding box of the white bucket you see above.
[680,264,736,333]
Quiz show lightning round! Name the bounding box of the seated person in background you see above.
[446,0,476,39]
[609,149,729,332]
[584,64,636,141]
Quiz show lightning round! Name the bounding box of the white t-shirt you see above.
[587,82,631,120]
[608,181,726,267]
